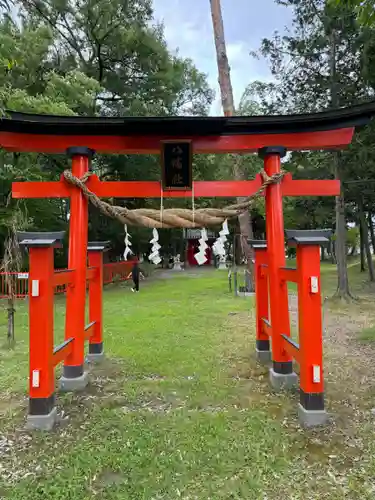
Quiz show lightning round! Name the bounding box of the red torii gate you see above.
[2,102,375,429]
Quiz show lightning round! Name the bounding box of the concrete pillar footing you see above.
[59,372,89,392]
[269,368,298,391]
[298,403,329,428]
[255,348,272,364]
[86,352,105,363]
[26,407,57,431]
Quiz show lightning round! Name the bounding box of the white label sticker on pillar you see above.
[31,280,39,297]
[313,365,321,383]
[32,370,40,388]
[310,276,319,294]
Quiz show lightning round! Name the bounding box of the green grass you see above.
[1,269,375,499]
[359,325,375,342]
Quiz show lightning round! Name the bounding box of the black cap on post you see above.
[66,147,95,159]
[17,231,65,248]
[248,239,267,250]
[87,241,110,252]
[258,146,287,159]
[285,229,332,247]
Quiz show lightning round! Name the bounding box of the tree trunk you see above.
[330,239,336,264]
[329,28,352,300]
[368,210,375,253]
[359,200,375,281]
[7,297,15,346]
[334,168,352,299]
[360,221,366,272]
[234,234,241,266]
[209,0,254,292]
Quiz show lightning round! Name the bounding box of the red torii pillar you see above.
[59,147,93,391]
[86,241,107,361]
[259,146,297,388]
[255,146,339,394]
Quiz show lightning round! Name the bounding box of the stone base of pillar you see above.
[59,366,89,392]
[26,407,57,431]
[298,404,329,428]
[86,352,105,363]
[255,348,272,363]
[269,368,298,391]
[59,372,89,391]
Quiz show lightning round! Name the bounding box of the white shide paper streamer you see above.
[194,228,209,265]
[123,224,133,260]
[212,219,229,259]
[148,228,162,265]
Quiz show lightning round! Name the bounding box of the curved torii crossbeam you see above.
[3,101,375,430]
[1,100,375,154]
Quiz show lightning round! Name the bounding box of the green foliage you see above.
[245,0,375,261]
[0,19,101,113]
[254,0,374,113]
[0,0,215,262]
[332,0,375,25]
[18,0,214,116]
[347,226,360,247]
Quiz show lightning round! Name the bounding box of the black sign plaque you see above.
[161,140,192,190]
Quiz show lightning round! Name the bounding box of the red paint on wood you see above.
[86,267,97,282]
[281,337,301,365]
[53,269,75,287]
[64,154,89,371]
[264,153,292,366]
[12,175,341,200]
[279,267,298,283]
[53,341,74,367]
[262,319,272,338]
[255,249,269,343]
[0,128,354,154]
[88,251,104,349]
[297,245,324,395]
[84,322,96,341]
[282,174,340,196]
[28,246,54,400]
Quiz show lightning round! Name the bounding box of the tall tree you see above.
[328,21,352,299]
[332,0,375,25]
[252,0,375,299]
[1,1,215,267]
[20,0,213,117]
[209,0,255,290]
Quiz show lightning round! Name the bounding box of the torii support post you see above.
[259,146,297,389]
[18,232,65,431]
[249,240,270,363]
[60,147,94,392]
[286,231,329,427]
[86,241,109,362]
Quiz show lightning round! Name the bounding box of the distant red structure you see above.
[184,229,216,266]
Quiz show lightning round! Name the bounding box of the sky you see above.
[152,0,293,115]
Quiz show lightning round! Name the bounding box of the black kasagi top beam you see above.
[161,140,192,190]
[2,101,375,136]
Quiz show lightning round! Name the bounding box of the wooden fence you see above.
[0,261,133,299]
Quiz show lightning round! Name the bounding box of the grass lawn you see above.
[1,266,375,499]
